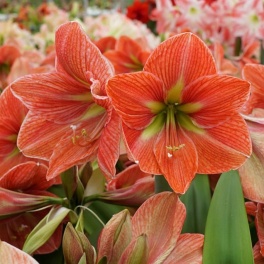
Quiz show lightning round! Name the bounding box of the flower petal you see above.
[0,240,38,264]
[97,110,122,179]
[144,33,217,90]
[185,114,251,173]
[132,192,186,263]
[106,71,165,129]
[181,75,250,128]
[164,234,204,263]
[154,125,198,193]
[55,21,114,91]
[11,72,92,124]
[0,162,59,191]
[239,120,264,203]
[17,112,69,160]
[123,124,162,174]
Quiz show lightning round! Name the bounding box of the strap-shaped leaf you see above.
[203,170,253,263]
[180,174,211,234]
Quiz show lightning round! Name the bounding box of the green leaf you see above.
[203,170,254,264]
[180,174,211,234]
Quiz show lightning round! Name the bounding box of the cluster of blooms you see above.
[0,0,264,263]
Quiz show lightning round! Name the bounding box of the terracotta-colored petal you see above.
[0,240,38,264]
[95,36,116,53]
[182,75,250,128]
[123,124,162,175]
[11,72,92,124]
[239,119,264,203]
[254,242,264,264]
[0,209,63,255]
[185,114,251,173]
[164,234,204,263]
[144,33,217,90]
[154,125,198,193]
[256,203,264,256]
[0,162,59,191]
[0,86,27,128]
[245,201,257,217]
[46,117,105,180]
[132,192,186,263]
[243,64,264,111]
[0,45,21,65]
[106,72,164,129]
[107,164,151,191]
[55,21,114,92]
[17,112,70,160]
[116,36,142,57]
[97,110,121,179]
[104,50,143,74]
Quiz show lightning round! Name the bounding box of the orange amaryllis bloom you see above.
[0,241,38,264]
[0,86,30,176]
[238,64,264,203]
[0,161,62,254]
[97,192,204,263]
[106,33,251,193]
[97,164,154,207]
[0,44,21,90]
[104,36,151,74]
[11,21,121,180]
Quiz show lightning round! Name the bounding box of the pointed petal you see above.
[123,124,162,174]
[0,161,59,191]
[132,192,186,263]
[181,75,250,128]
[46,116,106,179]
[97,111,121,179]
[95,36,116,53]
[243,64,264,111]
[17,112,70,160]
[106,71,165,129]
[55,21,113,90]
[239,120,264,203]
[97,209,132,264]
[254,242,264,264]
[144,33,217,90]
[154,125,198,193]
[185,114,251,173]
[164,234,204,263]
[0,241,38,264]
[256,203,264,256]
[11,72,92,124]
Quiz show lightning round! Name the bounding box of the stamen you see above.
[166,144,185,151]
[167,153,173,158]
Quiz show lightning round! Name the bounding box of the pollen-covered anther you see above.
[166,144,185,158]
[71,126,91,146]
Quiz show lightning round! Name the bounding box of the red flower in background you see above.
[126,0,150,24]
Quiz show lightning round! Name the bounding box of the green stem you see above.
[155,175,173,193]
[234,36,242,56]
[260,40,264,65]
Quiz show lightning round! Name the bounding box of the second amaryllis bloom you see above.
[10,21,121,180]
[106,32,252,193]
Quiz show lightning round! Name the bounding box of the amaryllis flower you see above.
[0,161,62,254]
[97,192,204,263]
[86,164,154,207]
[104,36,151,74]
[0,86,30,176]
[238,64,264,203]
[11,21,121,180]
[106,32,251,193]
[126,0,150,24]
